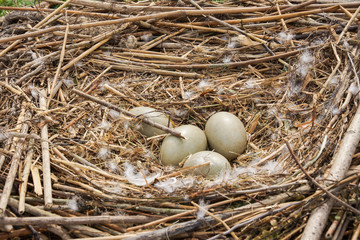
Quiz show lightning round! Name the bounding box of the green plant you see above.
[0,0,35,16]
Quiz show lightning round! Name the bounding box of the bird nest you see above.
[0,0,360,239]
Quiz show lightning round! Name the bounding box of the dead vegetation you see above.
[0,0,360,239]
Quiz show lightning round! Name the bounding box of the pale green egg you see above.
[183,151,231,178]
[205,112,247,160]
[129,107,173,137]
[160,125,207,166]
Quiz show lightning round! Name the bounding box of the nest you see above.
[0,0,360,239]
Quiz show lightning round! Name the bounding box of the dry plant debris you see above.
[0,0,360,239]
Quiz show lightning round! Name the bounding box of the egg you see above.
[205,112,247,160]
[129,107,173,137]
[183,151,231,178]
[160,125,207,166]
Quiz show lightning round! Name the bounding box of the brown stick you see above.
[0,215,154,226]
[39,90,53,209]
[336,6,360,44]
[47,23,69,108]
[270,0,317,15]
[72,89,184,139]
[0,6,121,19]
[18,138,35,214]
[96,61,201,78]
[62,37,111,71]
[47,0,282,13]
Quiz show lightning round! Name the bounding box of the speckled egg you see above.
[183,151,231,178]
[160,125,207,166]
[205,112,247,160]
[129,107,173,137]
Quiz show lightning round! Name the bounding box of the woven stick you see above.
[48,0,282,13]
[0,6,121,19]
[39,90,53,209]
[103,84,141,107]
[47,23,69,108]
[301,100,360,240]
[61,37,110,71]
[0,215,155,226]
[5,197,111,238]
[191,6,339,25]
[0,110,30,216]
[336,6,360,44]
[18,138,35,214]
[0,0,73,57]
[0,140,10,170]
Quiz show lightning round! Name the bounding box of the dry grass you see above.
[0,0,360,239]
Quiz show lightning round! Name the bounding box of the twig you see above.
[126,209,196,232]
[63,112,87,130]
[103,84,141,107]
[83,66,112,92]
[0,139,11,170]
[0,81,22,95]
[16,65,44,85]
[336,6,360,45]
[47,23,69,108]
[6,132,41,141]
[18,138,35,214]
[72,89,184,139]
[39,90,53,209]
[0,6,121,19]
[191,6,339,26]
[140,28,185,51]
[8,206,43,240]
[188,0,265,46]
[123,212,234,240]
[284,135,328,181]
[0,215,155,226]
[94,60,201,78]
[272,0,317,15]
[62,37,111,71]
[352,222,360,240]
[325,210,344,239]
